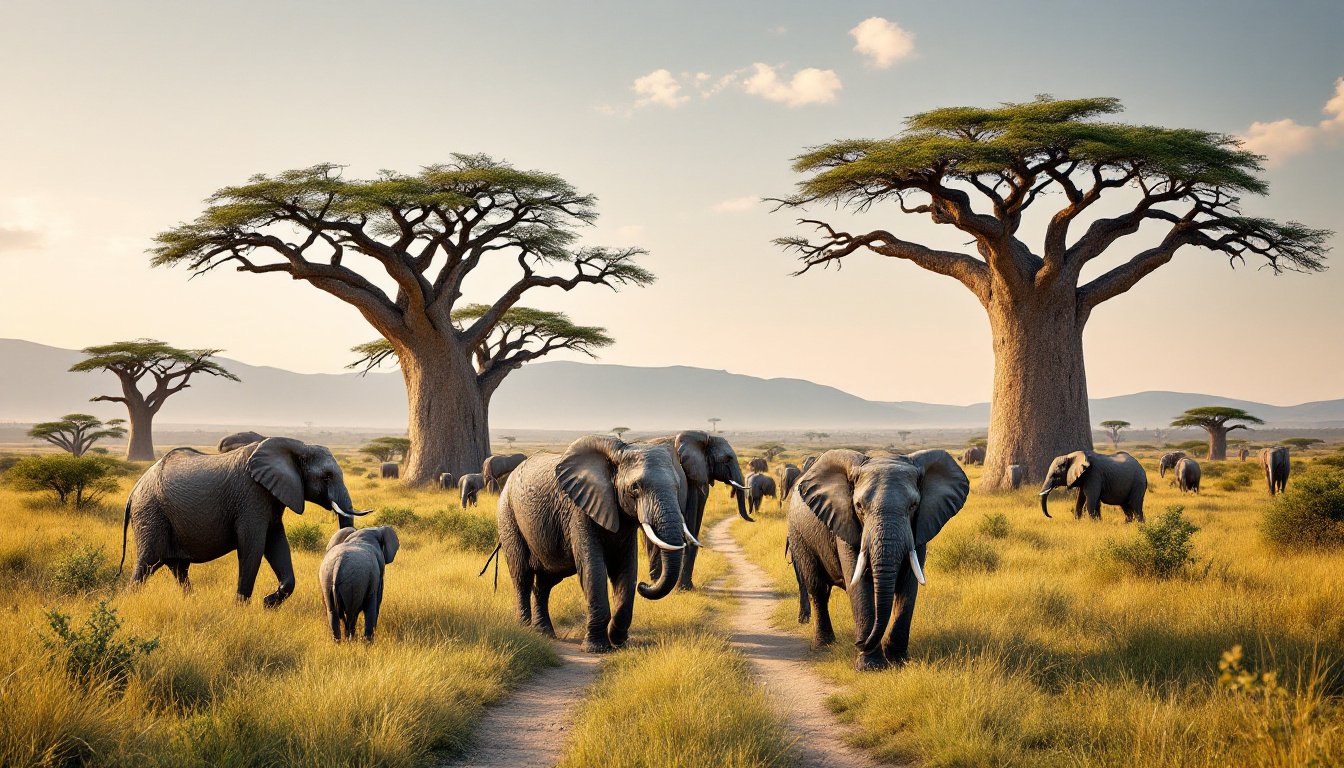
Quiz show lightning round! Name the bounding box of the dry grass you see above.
[733,453,1344,768]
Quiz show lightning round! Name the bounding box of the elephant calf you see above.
[459,473,485,507]
[320,526,399,641]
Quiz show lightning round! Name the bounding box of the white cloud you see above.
[742,63,841,107]
[713,196,758,213]
[850,17,915,69]
[0,224,44,251]
[633,69,688,109]
[1240,77,1344,164]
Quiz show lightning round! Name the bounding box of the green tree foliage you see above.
[359,437,411,463]
[754,442,786,461]
[611,427,630,438]
[1261,469,1344,550]
[39,601,159,688]
[1281,438,1324,451]
[27,414,126,457]
[1100,420,1130,449]
[1104,506,1200,578]
[6,455,122,508]
[967,436,988,448]
[1171,407,1264,461]
[50,543,117,594]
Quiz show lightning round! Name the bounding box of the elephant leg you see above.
[1072,490,1086,520]
[576,548,613,653]
[607,552,637,648]
[882,549,924,666]
[677,494,705,591]
[261,518,296,608]
[327,600,343,641]
[343,603,361,640]
[166,559,192,592]
[362,588,380,641]
[1086,491,1102,520]
[789,543,811,624]
[531,573,560,638]
[234,528,267,603]
[792,543,832,647]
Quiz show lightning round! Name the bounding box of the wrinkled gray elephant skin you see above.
[1040,450,1148,522]
[438,472,455,490]
[1260,447,1290,496]
[961,446,985,466]
[483,453,526,494]
[1158,451,1187,478]
[1176,457,1201,494]
[788,449,969,671]
[497,435,690,653]
[320,526,399,641]
[218,431,267,453]
[800,455,818,473]
[748,457,768,474]
[121,437,371,606]
[745,472,776,515]
[777,464,801,503]
[459,473,486,507]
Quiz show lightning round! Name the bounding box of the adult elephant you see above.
[1158,451,1187,479]
[1260,447,1290,495]
[748,457,768,474]
[497,435,693,653]
[1239,448,1250,462]
[1007,464,1025,490]
[1176,457,1201,493]
[746,473,776,514]
[459,473,486,507]
[120,437,371,605]
[961,446,985,466]
[1039,450,1148,522]
[789,449,969,671]
[801,455,818,473]
[218,431,266,453]
[644,431,750,591]
[483,453,526,494]
[777,463,801,502]
[380,462,399,479]
[438,472,455,490]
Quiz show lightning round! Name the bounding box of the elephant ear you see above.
[377,527,400,564]
[248,438,306,513]
[556,435,627,533]
[796,450,868,547]
[1066,452,1091,487]
[673,431,712,489]
[906,450,971,549]
[326,527,357,551]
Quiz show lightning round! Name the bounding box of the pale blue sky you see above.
[2,1,1341,405]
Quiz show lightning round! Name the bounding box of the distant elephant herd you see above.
[115,429,1298,669]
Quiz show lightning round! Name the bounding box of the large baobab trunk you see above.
[399,342,490,484]
[980,296,1094,491]
[124,401,156,461]
[1207,429,1228,461]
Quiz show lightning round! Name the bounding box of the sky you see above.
[2,0,1342,407]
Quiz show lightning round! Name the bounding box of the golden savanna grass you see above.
[734,448,1344,767]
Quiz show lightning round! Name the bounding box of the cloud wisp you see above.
[1240,77,1344,164]
[713,196,759,213]
[850,17,915,69]
[617,63,841,113]
[632,69,689,109]
[742,63,842,107]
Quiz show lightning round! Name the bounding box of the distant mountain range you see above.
[3,338,1343,431]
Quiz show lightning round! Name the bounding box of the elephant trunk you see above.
[728,465,752,522]
[637,495,686,600]
[860,520,913,655]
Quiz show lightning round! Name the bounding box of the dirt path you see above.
[708,515,884,768]
[438,639,600,768]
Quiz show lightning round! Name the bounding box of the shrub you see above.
[931,532,1000,573]
[978,512,1011,539]
[286,522,326,552]
[375,505,420,528]
[1169,440,1209,458]
[1315,455,1344,470]
[5,455,122,508]
[39,601,159,688]
[425,509,497,552]
[1261,469,1344,551]
[1103,505,1199,579]
[50,543,117,594]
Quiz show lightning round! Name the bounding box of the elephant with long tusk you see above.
[788,449,969,671]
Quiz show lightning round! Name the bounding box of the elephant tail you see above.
[118,495,133,576]
[478,543,502,592]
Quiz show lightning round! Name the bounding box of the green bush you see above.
[50,543,117,594]
[1103,505,1199,579]
[374,506,420,528]
[978,512,1011,539]
[425,509,497,552]
[5,455,122,508]
[39,601,159,688]
[931,532,1000,573]
[1315,455,1344,470]
[286,522,326,552]
[1261,469,1344,551]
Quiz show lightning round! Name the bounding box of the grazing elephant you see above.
[497,435,692,653]
[218,431,267,453]
[121,437,371,605]
[438,472,455,490]
[643,431,750,591]
[1039,450,1148,522]
[1008,464,1025,490]
[1260,447,1290,495]
[459,473,486,507]
[483,453,527,494]
[1239,448,1250,462]
[319,526,399,641]
[1175,457,1201,494]
[961,446,985,466]
[745,472,776,514]
[749,457,769,474]
[789,449,969,671]
[1158,451,1187,478]
[801,455,818,473]
[380,462,399,479]
[777,463,801,502]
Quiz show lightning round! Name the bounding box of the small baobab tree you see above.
[501,435,518,448]
[708,418,722,433]
[897,430,912,445]
[28,414,126,457]
[1100,420,1131,450]
[359,437,411,463]
[1170,407,1263,461]
[611,427,630,438]
[70,339,238,460]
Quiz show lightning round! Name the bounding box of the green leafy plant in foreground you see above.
[1103,505,1199,579]
[39,601,159,688]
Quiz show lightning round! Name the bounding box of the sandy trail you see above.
[708,514,884,768]
[437,639,600,768]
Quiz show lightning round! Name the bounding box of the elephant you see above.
[801,455,818,473]
[218,431,267,453]
[642,431,750,591]
[380,462,399,479]
[319,526,399,641]
[459,473,486,507]
[496,435,692,653]
[1008,464,1025,490]
[1239,448,1250,462]
[438,472,455,490]
[961,446,985,466]
[483,453,527,494]
[1260,447,1290,495]
[120,437,371,605]
[745,472,776,514]
[777,463,801,502]
[748,457,769,474]
[1176,457,1201,494]
[1158,451,1187,478]
[788,449,969,671]
[1039,450,1148,522]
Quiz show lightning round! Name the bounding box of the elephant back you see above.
[143,446,266,512]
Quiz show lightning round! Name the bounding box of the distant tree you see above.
[776,96,1330,491]
[70,339,238,460]
[754,442,786,461]
[611,427,630,438]
[708,418,722,433]
[1281,438,1323,451]
[967,436,988,448]
[1171,407,1264,461]
[152,157,652,483]
[897,430,912,445]
[1100,420,1131,450]
[6,454,121,508]
[359,437,411,463]
[28,415,127,457]
[501,435,518,447]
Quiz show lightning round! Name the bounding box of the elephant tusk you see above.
[849,549,867,589]
[1038,489,1052,496]
[332,502,372,518]
[908,549,926,586]
[682,523,704,548]
[642,523,685,551]
[727,479,749,491]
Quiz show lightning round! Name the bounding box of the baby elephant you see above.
[319,526,399,641]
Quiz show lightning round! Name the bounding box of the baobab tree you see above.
[1100,420,1131,450]
[708,418,722,433]
[153,157,651,482]
[70,339,237,460]
[611,427,631,438]
[28,414,126,457]
[775,96,1330,489]
[1170,407,1263,461]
